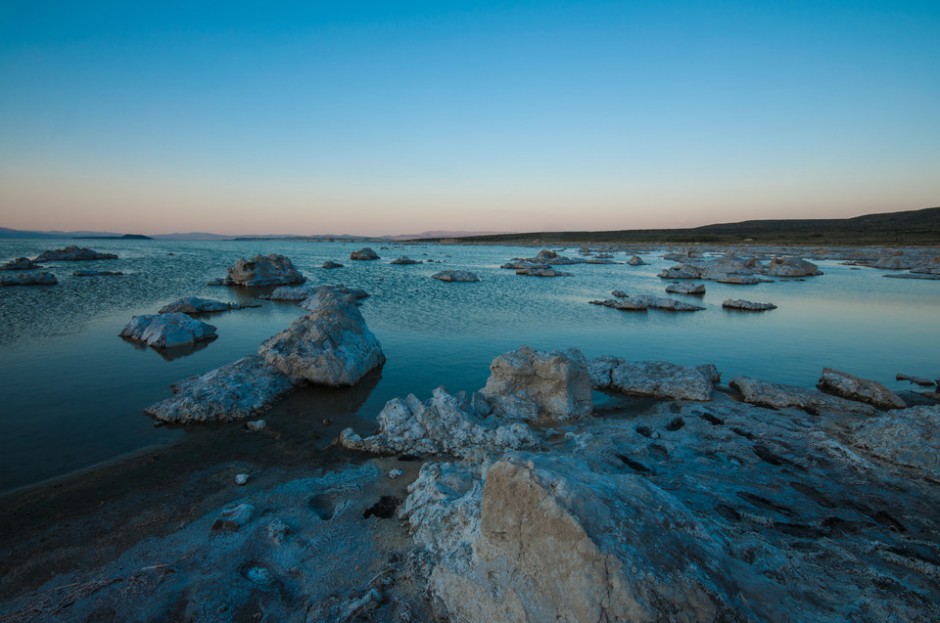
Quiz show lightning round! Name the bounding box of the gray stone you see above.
[480,346,593,423]
[851,405,940,479]
[158,296,251,314]
[730,375,876,416]
[259,296,384,386]
[627,255,646,266]
[390,256,421,265]
[35,246,118,261]
[715,274,763,285]
[722,298,777,311]
[590,357,716,401]
[145,355,293,423]
[896,373,935,387]
[432,270,480,282]
[222,254,305,286]
[300,285,370,311]
[818,368,907,410]
[350,247,379,260]
[322,260,344,268]
[515,267,572,277]
[761,256,822,277]
[665,282,705,295]
[119,312,217,349]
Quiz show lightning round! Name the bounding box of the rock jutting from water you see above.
[591,295,704,312]
[0,257,44,271]
[432,270,480,282]
[158,296,255,315]
[665,282,706,295]
[390,256,421,265]
[34,246,119,261]
[145,355,294,423]
[818,368,907,410]
[722,298,777,311]
[259,293,385,387]
[515,267,572,277]
[762,255,823,277]
[0,271,57,286]
[658,252,819,284]
[321,260,344,269]
[627,254,646,266]
[119,312,218,349]
[216,254,306,287]
[590,356,718,400]
[300,285,370,311]
[480,346,593,424]
[350,247,380,260]
[896,373,935,387]
[729,375,876,416]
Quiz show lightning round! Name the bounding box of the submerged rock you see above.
[730,376,875,416]
[145,355,293,423]
[0,271,57,286]
[339,387,539,458]
[432,270,480,282]
[158,296,252,315]
[515,267,572,277]
[350,247,379,260]
[259,295,384,386]
[480,346,593,423]
[665,282,705,295]
[722,298,777,311]
[0,257,43,271]
[390,256,421,265]
[72,270,123,277]
[321,260,344,269]
[35,246,118,261]
[119,312,217,349]
[590,357,716,401]
[716,274,763,285]
[300,285,369,311]
[818,368,907,410]
[590,298,649,311]
[761,256,822,277]
[222,254,305,286]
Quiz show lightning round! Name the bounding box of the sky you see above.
[1,1,938,236]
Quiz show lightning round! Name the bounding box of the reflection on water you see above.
[1,238,938,492]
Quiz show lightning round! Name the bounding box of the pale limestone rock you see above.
[818,368,906,410]
[730,375,875,416]
[158,296,250,314]
[349,247,379,260]
[119,312,217,349]
[259,296,384,386]
[665,282,706,295]
[145,355,293,423]
[851,405,940,479]
[480,346,592,423]
[722,298,777,311]
[589,357,716,400]
[223,254,305,286]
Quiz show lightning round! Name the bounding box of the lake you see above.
[1,238,937,493]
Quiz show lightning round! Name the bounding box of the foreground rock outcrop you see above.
[144,355,293,423]
[730,376,876,416]
[119,313,217,349]
[259,295,385,386]
[35,246,118,261]
[590,357,718,400]
[216,254,306,287]
[818,368,907,410]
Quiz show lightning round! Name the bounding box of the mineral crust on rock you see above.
[722,298,777,311]
[730,376,876,416]
[119,312,217,349]
[590,357,716,400]
[818,368,907,410]
[220,254,305,286]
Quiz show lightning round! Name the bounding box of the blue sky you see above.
[1,1,938,235]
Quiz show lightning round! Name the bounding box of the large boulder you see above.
[1,271,57,286]
[658,264,704,280]
[144,355,293,423]
[665,282,705,295]
[35,246,118,261]
[850,405,940,479]
[761,256,822,277]
[259,296,384,386]
[722,298,777,311]
[480,346,593,423]
[730,376,875,416]
[350,247,379,260]
[119,312,217,349]
[590,357,716,401]
[222,254,305,286]
[818,368,906,410]
[339,387,539,458]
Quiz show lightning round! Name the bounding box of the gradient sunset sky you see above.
[1,1,938,236]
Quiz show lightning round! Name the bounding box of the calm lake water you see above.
[1,239,938,493]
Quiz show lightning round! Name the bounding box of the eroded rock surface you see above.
[431,270,480,282]
[120,312,217,349]
[851,405,940,479]
[665,282,705,295]
[730,376,876,416]
[590,357,716,400]
[221,254,305,286]
[480,346,592,423]
[350,247,379,260]
[723,298,777,311]
[158,296,252,315]
[35,246,118,261]
[145,355,293,423]
[819,368,907,410]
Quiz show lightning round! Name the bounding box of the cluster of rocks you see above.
[1,246,120,286]
[0,257,44,271]
[659,252,820,283]
[210,253,306,287]
[390,256,421,265]
[35,246,119,262]
[843,249,940,279]
[146,288,385,423]
[501,249,595,276]
[1,271,57,286]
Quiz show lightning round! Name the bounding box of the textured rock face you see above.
[590,357,716,400]
[722,298,777,311]
[158,296,247,314]
[119,312,217,349]
[851,405,940,479]
[0,271,57,286]
[349,247,379,260]
[716,274,762,284]
[144,355,293,423]
[0,257,43,270]
[665,282,705,295]
[35,246,118,261]
[730,376,876,416]
[224,254,305,286]
[762,255,821,277]
[259,297,384,386]
[339,387,540,458]
[299,285,369,311]
[819,368,907,410]
[481,346,593,423]
[659,264,704,280]
[431,270,480,282]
